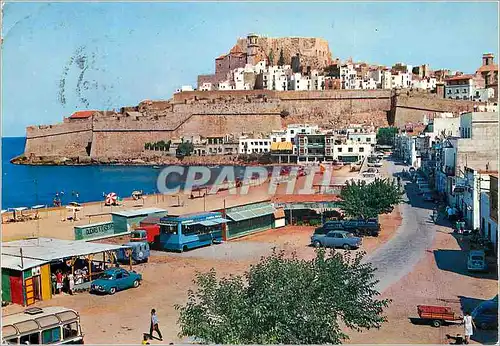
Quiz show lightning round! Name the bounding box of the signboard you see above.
[273,201,340,210]
[74,221,114,240]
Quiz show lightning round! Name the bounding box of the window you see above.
[20,333,40,345]
[63,322,79,340]
[116,273,123,279]
[273,138,277,142]
[337,147,342,153]
[42,327,61,344]
[357,138,361,141]
[359,147,364,152]
[348,147,353,153]
[366,137,371,142]
[463,89,467,93]
[281,138,285,142]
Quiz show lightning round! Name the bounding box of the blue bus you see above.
[158,212,229,252]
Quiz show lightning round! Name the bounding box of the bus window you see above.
[63,322,79,339]
[20,332,39,345]
[161,224,177,234]
[5,338,18,344]
[42,327,61,344]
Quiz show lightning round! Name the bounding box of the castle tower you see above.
[246,33,259,65]
[482,53,494,66]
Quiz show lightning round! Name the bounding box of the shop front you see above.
[225,202,276,239]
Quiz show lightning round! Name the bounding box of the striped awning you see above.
[271,142,293,151]
[199,217,230,226]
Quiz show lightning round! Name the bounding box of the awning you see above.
[270,142,293,151]
[31,205,46,209]
[199,217,230,226]
[226,203,276,222]
[271,142,280,150]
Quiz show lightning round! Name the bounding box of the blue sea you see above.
[1,137,253,209]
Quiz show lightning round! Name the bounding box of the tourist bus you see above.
[158,212,229,252]
[2,307,84,344]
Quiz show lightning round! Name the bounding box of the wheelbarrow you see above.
[416,305,463,327]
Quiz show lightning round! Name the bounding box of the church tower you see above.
[246,33,259,65]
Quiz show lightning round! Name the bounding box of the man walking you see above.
[149,309,163,341]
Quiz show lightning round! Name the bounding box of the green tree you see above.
[376,127,398,146]
[340,178,404,220]
[268,50,274,66]
[144,143,150,150]
[277,49,285,66]
[177,141,194,157]
[176,249,390,344]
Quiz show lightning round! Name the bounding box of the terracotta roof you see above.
[272,194,342,203]
[477,64,498,73]
[69,110,96,119]
[444,74,475,81]
[230,44,244,54]
[215,54,227,60]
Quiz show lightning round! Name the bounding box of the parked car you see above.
[116,242,150,264]
[311,230,362,250]
[422,193,434,202]
[90,268,142,295]
[472,298,498,329]
[319,221,346,232]
[467,250,487,272]
[343,218,381,236]
[367,162,383,168]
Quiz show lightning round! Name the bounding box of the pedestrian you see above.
[463,311,475,344]
[67,272,75,295]
[51,273,57,295]
[142,334,150,345]
[56,270,63,294]
[149,309,163,341]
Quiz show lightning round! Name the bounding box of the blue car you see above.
[472,298,498,330]
[116,242,150,264]
[90,268,142,295]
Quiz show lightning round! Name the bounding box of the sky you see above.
[1,1,499,137]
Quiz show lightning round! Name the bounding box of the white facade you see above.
[332,141,373,161]
[347,132,376,145]
[391,72,412,89]
[262,65,291,91]
[411,77,437,91]
[480,191,498,249]
[362,78,377,90]
[200,82,212,91]
[444,76,489,101]
[271,124,319,155]
[217,81,233,90]
[288,73,312,91]
[340,64,358,89]
[238,137,271,154]
[456,169,491,230]
[381,70,392,89]
[175,85,195,93]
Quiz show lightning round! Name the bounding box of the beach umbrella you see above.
[105,192,118,206]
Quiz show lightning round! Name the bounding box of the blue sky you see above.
[2,2,498,137]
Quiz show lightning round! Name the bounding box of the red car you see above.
[130,225,160,244]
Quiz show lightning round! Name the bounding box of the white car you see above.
[467,250,487,272]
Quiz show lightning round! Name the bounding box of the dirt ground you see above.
[2,203,401,345]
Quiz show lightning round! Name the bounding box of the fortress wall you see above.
[25,130,92,157]
[92,113,192,131]
[172,89,391,103]
[393,96,482,126]
[26,121,92,138]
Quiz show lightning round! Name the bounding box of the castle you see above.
[197,33,333,89]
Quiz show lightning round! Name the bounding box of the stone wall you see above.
[393,95,483,126]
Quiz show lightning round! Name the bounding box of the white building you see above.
[480,174,498,253]
[347,132,376,145]
[238,137,271,154]
[444,74,490,101]
[217,81,233,90]
[340,64,358,89]
[455,168,492,230]
[391,72,412,89]
[261,65,291,91]
[411,77,437,91]
[174,85,195,93]
[288,73,312,91]
[199,82,212,91]
[271,124,320,155]
[362,78,377,90]
[332,141,374,163]
[381,70,392,89]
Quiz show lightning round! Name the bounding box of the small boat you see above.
[207,165,219,169]
[152,165,161,169]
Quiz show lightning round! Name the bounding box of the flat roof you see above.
[1,238,126,268]
[111,207,166,218]
[1,254,48,271]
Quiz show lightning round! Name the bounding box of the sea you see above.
[1,137,258,210]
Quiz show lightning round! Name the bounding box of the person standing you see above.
[51,273,57,295]
[149,309,163,341]
[56,270,63,294]
[463,311,475,344]
[67,272,75,295]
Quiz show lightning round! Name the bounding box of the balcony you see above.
[307,142,325,148]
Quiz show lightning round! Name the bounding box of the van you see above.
[467,250,487,272]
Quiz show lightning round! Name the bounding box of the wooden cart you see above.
[417,305,463,327]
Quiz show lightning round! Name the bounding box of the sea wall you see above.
[25,122,92,158]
